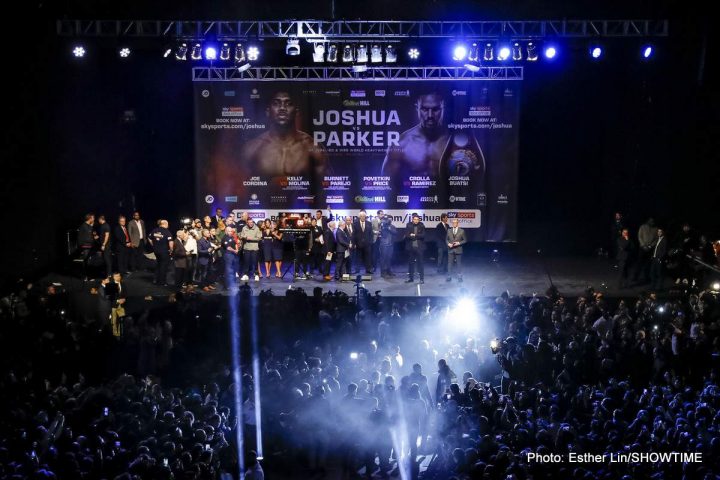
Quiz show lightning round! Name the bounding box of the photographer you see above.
[377,215,397,278]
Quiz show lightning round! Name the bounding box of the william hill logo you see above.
[355,195,386,203]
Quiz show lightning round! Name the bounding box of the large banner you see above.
[195,80,519,241]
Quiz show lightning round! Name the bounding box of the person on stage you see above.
[446,218,466,283]
[221,226,240,291]
[240,218,262,282]
[148,220,174,287]
[309,217,325,274]
[404,213,426,284]
[322,221,338,281]
[352,210,374,274]
[78,213,95,281]
[377,214,397,278]
[113,215,132,275]
[197,229,214,291]
[436,213,449,274]
[240,90,328,185]
[95,215,112,278]
[128,211,146,272]
[335,221,351,280]
[616,228,635,289]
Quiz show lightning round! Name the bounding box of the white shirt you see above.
[135,219,144,239]
[184,235,198,255]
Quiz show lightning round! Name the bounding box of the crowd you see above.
[2,262,720,479]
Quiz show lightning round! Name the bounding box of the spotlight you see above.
[191,43,202,61]
[370,44,383,63]
[483,43,494,61]
[712,282,720,291]
[468,43,479,62]
[385,45,397,63]
[512,42,522,61]
[642,45,654,59]
[526,42,538,61]
[497,46,511,61]
[590,46,603,59]
[119,47,131,58]
[312,43,325,62]
[286,38,300,56]
[408,47,420,60]
[658,306,665,313]
[544,46,557,59]
[356,44,368,62]
[247,46,260,61]
[234,44,246,62]
[350,352,359,360]
[163,48,172,58]
[490,339,499,350]
[464,63,480,72]
[453,44,468,61]
[326,44,338,62]
[220,43,231,61]
[653,325,659,331]
[352,64,368,73]
[72,46,86,58]
[446,297,479,331]
[342,45,354,62]
[175,43,188,60]
[237,63,251,72]
[204,46,217,60]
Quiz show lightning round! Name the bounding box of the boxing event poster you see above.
[194,80,519,241]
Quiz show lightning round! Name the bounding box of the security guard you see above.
[148,219,174,286]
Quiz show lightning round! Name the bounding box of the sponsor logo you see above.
[469,106,491,117]
[201,90,210,98]
[350,90,366,98]
[355,195,386,203]
[224,196,238,203]
[452,90,467,96]
[342,99,370,107]
[497,194,509,204]
[394,90,410,97]
[326,195,344,204]
[297,195,316,203]
[504,88,514,97]
[325,90,341,96]
[302,90,318,95]
[420,195,439,204]
[243,176,268,186]
[248,212,266,220]
[396,195,409,203]
[456,212,476,219]
[449,195,467,203]
[374,90,386,97]
[249,193,260,206]
[477,193,487,206]
[221,107,244,117]
[250,88,260,99]
[270,195,287,204]
[224,91,236,97]
[204,195,214,203]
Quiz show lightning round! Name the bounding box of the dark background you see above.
[2,0,718,289]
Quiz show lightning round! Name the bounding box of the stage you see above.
[45,255,648,300]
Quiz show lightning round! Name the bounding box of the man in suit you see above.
[78,213,95,281]
[101,272,127,337]
[127,211,147,272]
[446,218,467,282]
[436,213,450,274]
[353,210,375,274]
[322,221,338,280]
[113,215,132,275]
[335,222,351,279]
[650,228,668,291]
[405,213,426,284]
[616,228,634,288]
[197,229,215,291]
[344,216,356,274]
[371,209,384,272]
[315,208,331,231]
[211,208,224,229]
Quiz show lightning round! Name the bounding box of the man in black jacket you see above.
[650,228,668,291]
[335,222,351,279]
[405,213,426,284]
[78,213,95,281]
[616,228,635,288]
[113,216,132,275]
[322,221,338,280]
[353,210,375,274]
[435,213,449,274]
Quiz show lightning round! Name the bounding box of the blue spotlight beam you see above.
[250,294,264,459]
[228,295,246,477]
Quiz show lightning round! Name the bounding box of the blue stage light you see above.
[408,48,420,60]
[247,46,260,61]
[591,46,602,59]
[497,46,511,61]
[453,44,468,61]
[642,45,653,58]
[544,46,557,59]
[205,46,217,60]
[119,47,131,58]
[72,46,86,58]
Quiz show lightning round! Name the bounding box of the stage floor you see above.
[46,255,649,299]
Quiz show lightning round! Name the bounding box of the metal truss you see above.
[191,66,523,81]
[57,19,668,40]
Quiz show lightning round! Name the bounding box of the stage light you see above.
[220,43,231,61]
[175,43,188,60]
[490,339,499,350]
[385,45,397,63]
[342,45,354,62]
[237,63,251,72]
[453,44,468,61]
[191,43,202,60]
[483,43,494,61]
[312,43,325,62]
[327,44,338,62]
[464,63,480,72]
[234,44,246,62]
[642,45,654,59]
[468,43,479,62]
[72,46,86,58]
[512,42,522,61]
[119,47,131,58]
[350,352,359,360]
[356,44,368,62]
[497,46,511,61]
[590,46,603,59]
[658,306,665,313]
[247,46,260,61]
[285,38,300,56]
[205,46,217,60]
[370,44,383,63]
[526,42,538,61]
[653,324,659,331]
[712,282,720,291]
[163,48,172,58]
[408,48,420,60]
[544,46,557,59]
[352,64,368,73]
